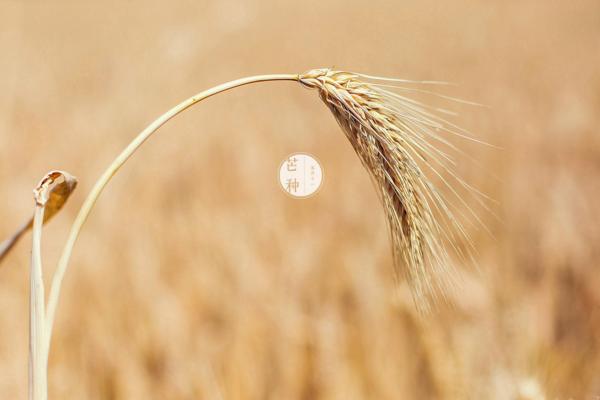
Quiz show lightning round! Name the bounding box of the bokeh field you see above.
[1,1,599,399]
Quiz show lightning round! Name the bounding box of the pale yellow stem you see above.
[44,73,299,354]
[30,204,47,400]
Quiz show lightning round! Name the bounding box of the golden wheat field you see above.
[1,1,600,399]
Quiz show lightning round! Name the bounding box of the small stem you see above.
[0,216,32,264]
[30,204,47,400]
[44,73,299,354]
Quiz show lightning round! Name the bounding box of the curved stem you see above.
[44,73,299,350]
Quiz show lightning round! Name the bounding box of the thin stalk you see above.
[44,73,299,353]
[0,217,32,264]
[30,204,47,400]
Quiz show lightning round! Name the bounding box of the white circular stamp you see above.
[279,153,323,198]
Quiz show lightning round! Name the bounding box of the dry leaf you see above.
[0,171,77,264]
[33,170,78,221]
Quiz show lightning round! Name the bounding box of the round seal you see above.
[278,153,323,198]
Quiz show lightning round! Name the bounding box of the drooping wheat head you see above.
[299,68,482,311]
[4,68,484,400]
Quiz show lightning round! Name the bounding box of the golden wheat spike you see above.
[299,68,478,311]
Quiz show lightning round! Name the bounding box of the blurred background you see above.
[1,1,599,399]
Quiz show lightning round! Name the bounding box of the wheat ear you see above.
[300,68,478,311]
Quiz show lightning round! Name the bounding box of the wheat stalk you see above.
[29,171,77,400]
[16,69,479,399]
